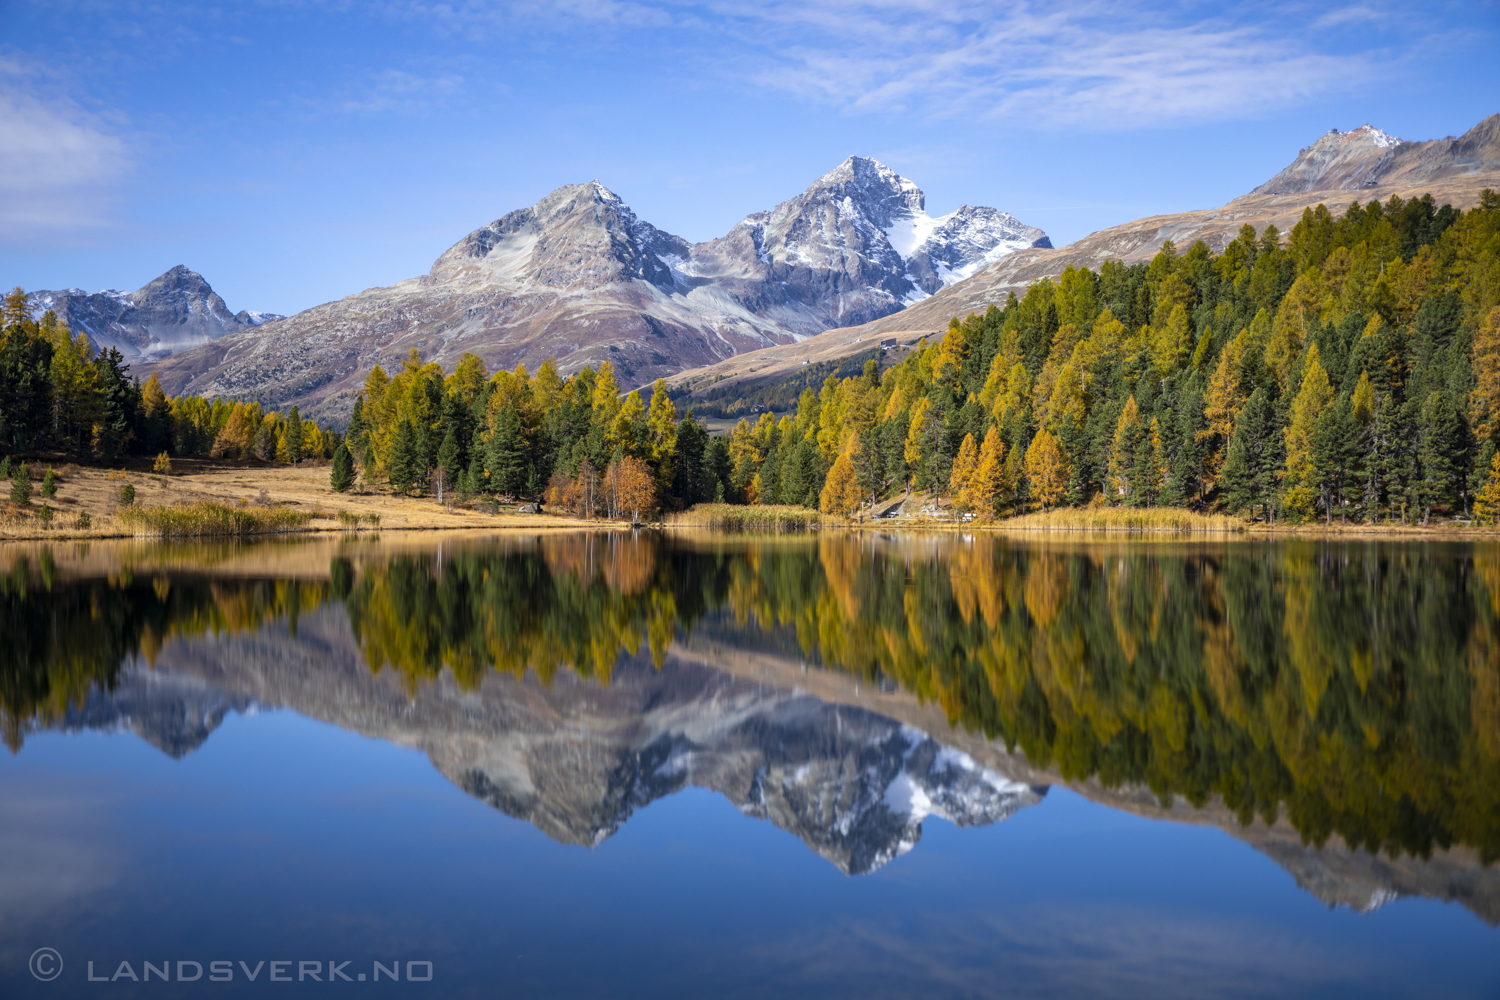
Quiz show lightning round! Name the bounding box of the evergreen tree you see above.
[284,405,304,464]
[1106,397,1145,503]
[1416,390,1464,523]
[330,442,355,493]
[389,418,418,494]
[487,406,528,497]
[9,462,31,505]
[672,416,709,506]
[1223,388,1278,521]
[94,348,138,463]
[435,425,462,499]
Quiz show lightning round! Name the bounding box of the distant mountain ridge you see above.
[149,159,1046,423]
[668,113,1500,397]
[29,265,281,361]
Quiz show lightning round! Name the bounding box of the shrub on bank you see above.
[998,507,1245,533]
[116,501,313,538]
[668,504,826,532]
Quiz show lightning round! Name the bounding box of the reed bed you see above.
[116,501,314,538]
[996,507,1245,533]
[667,504,827,532]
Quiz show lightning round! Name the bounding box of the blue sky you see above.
[2,0,1496,317]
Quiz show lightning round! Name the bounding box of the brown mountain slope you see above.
[667,114,1500,398]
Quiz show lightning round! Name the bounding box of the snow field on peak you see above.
[883,210,944,260]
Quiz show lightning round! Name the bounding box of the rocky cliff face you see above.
[149,161,1045,423]
[29,265,281,361]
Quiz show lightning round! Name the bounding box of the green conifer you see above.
[330,442,355,493]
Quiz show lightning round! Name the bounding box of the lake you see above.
[2,531,1497,998]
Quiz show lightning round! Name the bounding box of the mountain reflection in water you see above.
[2,532,1498,920]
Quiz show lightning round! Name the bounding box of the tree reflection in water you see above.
[3,533,1499,864]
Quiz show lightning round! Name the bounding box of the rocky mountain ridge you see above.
[149,159,1045,423]
[28,265,282,361]
[666,113,1500,395]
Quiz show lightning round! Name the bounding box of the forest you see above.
[0,290,341,469]
[333,188,1500,524]
[4,188,1499,525]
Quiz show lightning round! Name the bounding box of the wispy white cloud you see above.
[332,68,471,115]
[697,0,1393,127]
[0,59,130,245]
[346,0,1415,128]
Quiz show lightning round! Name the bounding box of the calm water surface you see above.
[1,531,1497,998]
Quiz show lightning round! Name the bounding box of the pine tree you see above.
[435,425,461,500]
[1377,397,1420,523]
[94,347,137,464]
[1311,395,1359,523]
[40,467,56,498]
[487,406,528,497]
[389,418,417,494]
[1132,415,1166,507]
[284,405,304,464]
[330,442,355,493]
[1417,390,1464,523]
[10,462,31,506]
[1223,388,1279,521]
[672,416,709,506]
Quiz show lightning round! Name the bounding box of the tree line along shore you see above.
[3,189,1500,534]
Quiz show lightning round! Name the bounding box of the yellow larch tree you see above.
[1469,306,1500,445]
[1281,342,1335,519]
[962,426,1007,518]
[949,432,980,506]
[1024,427,1069,511]
[819,449,863,518]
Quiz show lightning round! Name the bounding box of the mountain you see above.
[28,265,282,361]
[149,160,1045,423]
[687,156,1049,329]
[666,114,1500,397]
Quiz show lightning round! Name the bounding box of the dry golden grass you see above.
[667,504,827,531]
[995,507,1246,533]
[0,458,622,539]
[116,501,314,538]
